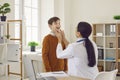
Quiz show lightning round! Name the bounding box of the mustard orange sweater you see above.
[42,34,67,72]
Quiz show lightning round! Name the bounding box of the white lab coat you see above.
[56,38,99,80]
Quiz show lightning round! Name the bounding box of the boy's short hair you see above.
[48,17,60,25]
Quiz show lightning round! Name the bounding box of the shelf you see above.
[0,20,23,80]
[93,23,120,71]
[10,38,21,41]
[105,35,116,37]
[98,59,104,61]
[0,21,7,24]
[98,59,116,62]
[0,63,4,65]
[0,43,6,45]
[117,59,120,62]
[105,60,116,62]
[0,75,20,80]
[98,47,104,49]
[105,48,116,49]
[93,35,104,37]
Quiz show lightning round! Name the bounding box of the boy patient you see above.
[42,17,67,72]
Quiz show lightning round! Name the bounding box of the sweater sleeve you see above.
[42,37,51,72]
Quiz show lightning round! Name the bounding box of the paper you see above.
[38,71,69,78]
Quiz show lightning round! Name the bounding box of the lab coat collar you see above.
[76,38,86,42]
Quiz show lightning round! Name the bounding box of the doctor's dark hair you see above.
[48,17,60,25]
[77,22,96,67]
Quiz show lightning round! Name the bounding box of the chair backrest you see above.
[23,55,36,80]
[95,69,118,80]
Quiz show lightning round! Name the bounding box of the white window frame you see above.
[14,0,40,50]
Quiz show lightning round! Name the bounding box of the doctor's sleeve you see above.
[56,43,74,59]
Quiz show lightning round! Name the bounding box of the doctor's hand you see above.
[61,30,65,40]
[54,29,62,43]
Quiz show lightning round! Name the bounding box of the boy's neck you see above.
[50,31,56,36]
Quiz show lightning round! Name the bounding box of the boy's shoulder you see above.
[44,34,55,40]
[44,34,51,38]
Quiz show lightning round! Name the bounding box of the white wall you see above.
[0,0,14,20]
[54,0,72,41]
[68,0,120,42]
[2,0,120,43]
[54,0,65,28]
[71,0,120,23]
[0,0,15,39]
[40,0,54,42]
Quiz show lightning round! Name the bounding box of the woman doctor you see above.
[55,22,99,80]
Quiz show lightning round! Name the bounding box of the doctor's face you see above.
[75,27,82,38]
[49,20,61,32]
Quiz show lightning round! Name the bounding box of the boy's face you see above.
[49,20,61,32]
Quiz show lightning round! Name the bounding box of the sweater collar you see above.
[50,31,56,36]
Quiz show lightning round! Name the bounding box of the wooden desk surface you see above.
[0,76,90,80]
[57,76,90,80]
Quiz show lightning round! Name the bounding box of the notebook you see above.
[23,55,64,80]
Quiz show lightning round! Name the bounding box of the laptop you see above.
[23,55,57,80]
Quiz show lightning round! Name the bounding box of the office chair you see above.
[95,69,118,80]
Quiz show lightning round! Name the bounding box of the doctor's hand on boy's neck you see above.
[54,28,69,47]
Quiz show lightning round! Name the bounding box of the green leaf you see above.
[28,41,39,46]
[113,15,120,20]
[3,3,10,7]
[0,3,11,16]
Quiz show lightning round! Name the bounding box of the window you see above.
[15,0,39,48]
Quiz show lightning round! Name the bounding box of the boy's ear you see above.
[48,24,52,28]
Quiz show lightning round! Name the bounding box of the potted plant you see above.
[4,34,11,43]
[28,41,39,52]
[0,3,11,21]
[114,15,120,20]
[5,34,11,39]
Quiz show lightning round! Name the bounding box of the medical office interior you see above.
[0,0,120,80]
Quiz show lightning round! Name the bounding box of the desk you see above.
[22,51,90,80]
[37,71,90,80]
[23,50,42,61]
[23,50,45,78]
[0,76,90,80]
[0,75,20,80]
[57,76,90,80]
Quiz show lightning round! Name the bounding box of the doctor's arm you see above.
[55,29,74,59]
[61,31,69,47]
[56,43,74,59]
